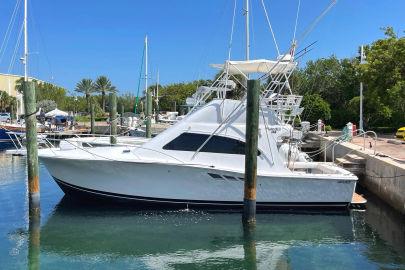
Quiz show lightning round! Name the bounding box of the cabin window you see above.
[163,132,260,155]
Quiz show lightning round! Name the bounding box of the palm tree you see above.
[0,90,17,113]
[15,77,38,93]
[94,76,117,111]
[15,77,24,93]
[75,79,94,112]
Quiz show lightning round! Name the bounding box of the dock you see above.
[350,193,367,209]
[308,132,405,214]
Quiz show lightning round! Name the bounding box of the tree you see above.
[94,76,117,111]
[360,27,405,127]
[157,80,211,112]
[36,99,57,113]
[75,79,94,112]
[15,77,40,93]
[117,93,137,113]
[292,56,360,127]
[301,93,331,124]
[0,90,17,118]
[36,82,67,105]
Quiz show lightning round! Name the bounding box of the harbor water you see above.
[0,152,404,269]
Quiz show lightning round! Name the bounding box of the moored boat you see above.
[39,98,357,209]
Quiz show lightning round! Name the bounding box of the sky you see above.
[0,0,404,95]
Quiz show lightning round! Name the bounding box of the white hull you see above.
[41,156,356,208]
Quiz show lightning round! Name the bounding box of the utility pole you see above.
[359,45,366,131]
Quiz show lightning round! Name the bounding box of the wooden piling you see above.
[243,79,260,223]
[120,103,124,126]
[28,206,40,270]
[145,89,152,138]
[155,100,159,122]
[109,93,117,144]
[90,99,95,134]
[23,81,40,208]
[243,221,257,270]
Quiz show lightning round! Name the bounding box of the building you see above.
[0,73,44,116]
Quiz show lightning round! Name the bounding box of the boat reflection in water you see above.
[38,198,365,269]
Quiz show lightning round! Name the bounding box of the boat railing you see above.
[53,137,186,164]
[6,132,24,151]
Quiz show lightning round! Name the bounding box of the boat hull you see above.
[0,127,22,150]
[40,157,357,209]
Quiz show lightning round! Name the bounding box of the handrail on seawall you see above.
[332,130,377,162]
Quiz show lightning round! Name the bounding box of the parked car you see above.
[0,112,11,122]
[396,127,405,140]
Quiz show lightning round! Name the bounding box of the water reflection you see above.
[38,198,360,269]
[243,221,257,270]
[28,206,40,270]
[2,151,403,269]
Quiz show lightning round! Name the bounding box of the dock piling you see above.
[90,99,95,134]
[120,103,124,126]
[109,93,117,144]
[28,206,40,270]
[146,89,152,138]
[23,81,40,209]
[243,79,260,223]
[243,221,257,270]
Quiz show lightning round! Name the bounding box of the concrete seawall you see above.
[315,134,405,215]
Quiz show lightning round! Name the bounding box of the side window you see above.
[163,133,260,155]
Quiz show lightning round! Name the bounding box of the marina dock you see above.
[308,132,405,214]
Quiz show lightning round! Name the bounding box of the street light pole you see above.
[359,45,366,131]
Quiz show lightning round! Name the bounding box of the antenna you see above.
[298,0,337,44]
[245,0,250,61]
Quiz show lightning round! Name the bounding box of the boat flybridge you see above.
[39,57,357,209]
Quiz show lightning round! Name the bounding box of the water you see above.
[0,153,404,270]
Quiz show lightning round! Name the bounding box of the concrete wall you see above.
[319,135,405,215]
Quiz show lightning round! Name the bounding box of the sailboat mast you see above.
[23,0,28,81]
[145,36,148,98]
[245,0,250,61]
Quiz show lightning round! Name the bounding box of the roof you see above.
[210,59,296,75]
[45,108,68,117]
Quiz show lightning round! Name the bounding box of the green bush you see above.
[301,93,331,123]
[95,116,108,121]
[75,115,90,122]
[325,125,332,132]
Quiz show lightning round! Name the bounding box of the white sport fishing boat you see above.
[39,95,356,209]
[39,0,357,209]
